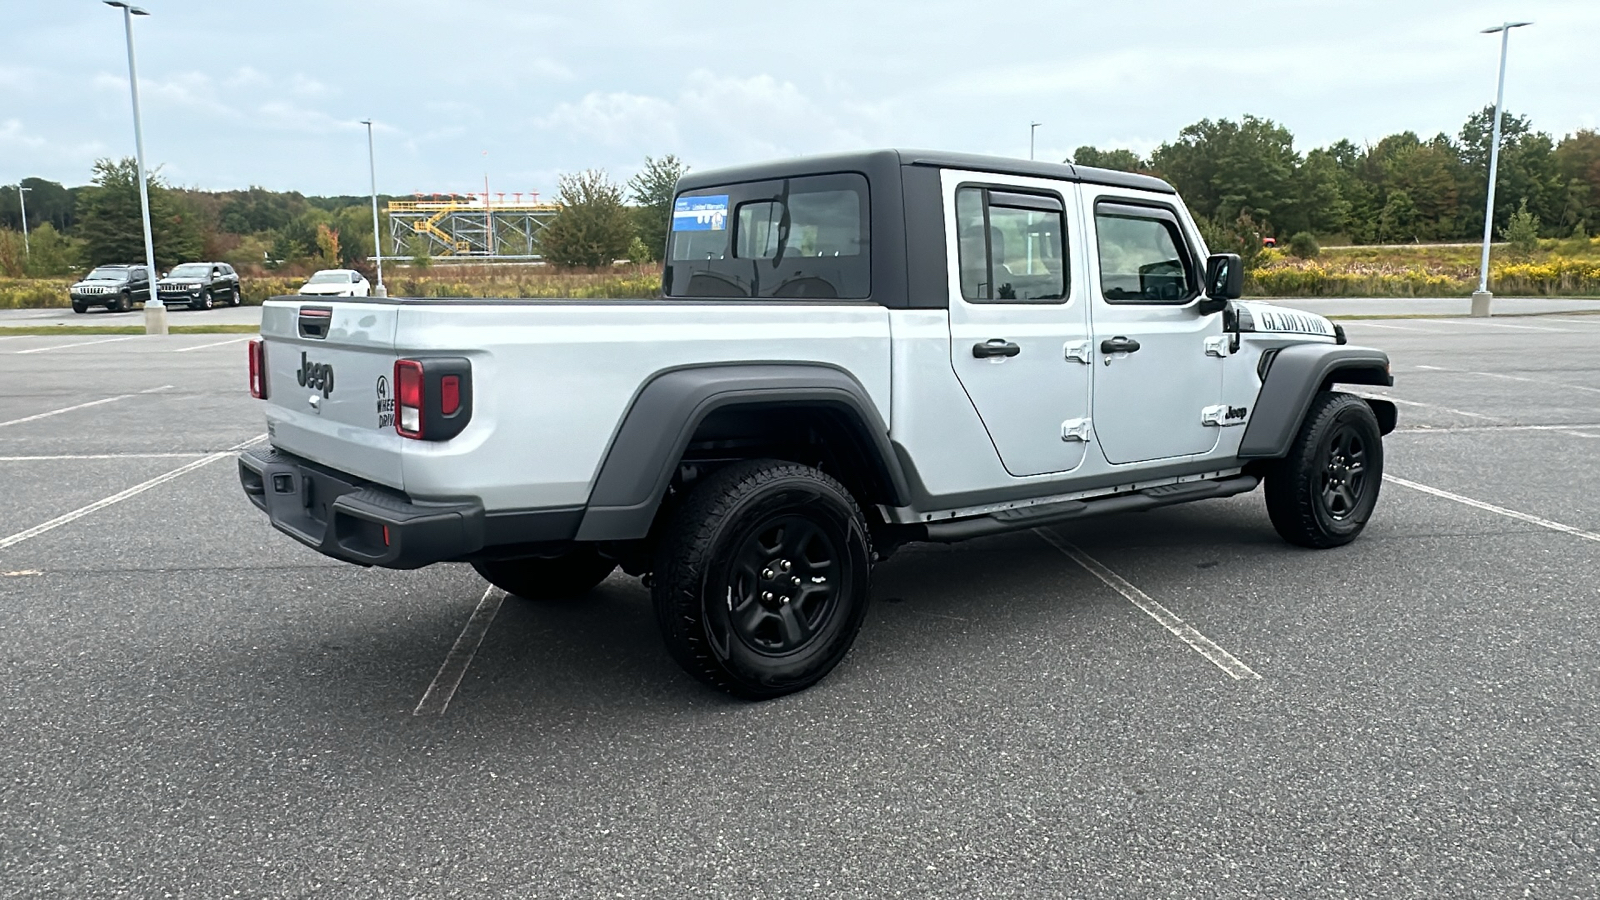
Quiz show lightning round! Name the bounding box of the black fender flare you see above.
[574,364,909,541]
[1238,343,1395,460]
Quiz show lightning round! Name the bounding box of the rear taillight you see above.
[392,357,473,441]
[248,339,268,399]
[395,359,425,438]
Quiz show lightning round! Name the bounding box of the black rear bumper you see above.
[238,447,484,569]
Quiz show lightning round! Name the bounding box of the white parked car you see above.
[297,269,370,297]
[241,149,1396,700]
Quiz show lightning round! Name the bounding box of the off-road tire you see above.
[472,549,616,601]
[1265,390,1384,549]
[652,459,873,700]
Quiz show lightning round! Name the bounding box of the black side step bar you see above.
[919,475,1261,543]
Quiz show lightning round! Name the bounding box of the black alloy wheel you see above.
[653,459,873,700]
[1265,390,1384,548]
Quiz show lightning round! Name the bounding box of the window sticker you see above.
[673,195,729,231]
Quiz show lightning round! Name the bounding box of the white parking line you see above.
[15,336,139,354]
[1436,319,1571,332]
[1396,422,1600,435]
[1034,529,1261,681]
[173,337,249,353]
[1384,476,1600,544]
[0,395,131,429]
[0,434,265,552]
[414,586,506,716]
[1345,322,1426,331]
[1464,370,1600,396]
[1349,391,1499,420]
[0,452,206,461]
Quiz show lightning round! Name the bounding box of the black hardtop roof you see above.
[675,148,1175,195]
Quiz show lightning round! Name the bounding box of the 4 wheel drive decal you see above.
[375,375,394,429]
[295,352,335,398]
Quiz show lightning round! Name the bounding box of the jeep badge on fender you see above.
[296,352,335,397]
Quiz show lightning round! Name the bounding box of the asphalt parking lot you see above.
[2,315,1598,898]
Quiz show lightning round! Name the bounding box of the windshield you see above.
[86,267,128,281]
[168,264,209,278]
[307,271,350,284]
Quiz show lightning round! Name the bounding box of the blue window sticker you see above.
[673,194,729,232]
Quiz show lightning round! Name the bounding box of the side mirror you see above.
[1197,253,1241,314]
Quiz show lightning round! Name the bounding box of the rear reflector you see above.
[440,375,460,415]
[248,339,268,399]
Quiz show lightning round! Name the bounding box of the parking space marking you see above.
[1034,529,1261,681]
[1435,319,1572,332]
[1396,422,1600,435]
[1462,370,1600,397]
[414,586,506,716]
[0,452,206,461]
[0,434,265,552]
[15,336,139,354]
[1349,390,1499,420]
[1346,322,1426,331]
[1384,475,1600,544]
[173,337,250,353]
[0,394,132,429]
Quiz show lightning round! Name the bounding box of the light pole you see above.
[360,119,386,297]
[15,186,30,257]
[1471,20,1533,318]
[1030,122,1042,161]
[105,1,166,335]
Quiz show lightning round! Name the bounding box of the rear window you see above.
[665,172,869,299]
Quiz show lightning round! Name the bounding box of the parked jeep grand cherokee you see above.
[68,264,151,313]
[157,262,242,310]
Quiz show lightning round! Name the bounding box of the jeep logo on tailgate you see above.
[296,352,335,397]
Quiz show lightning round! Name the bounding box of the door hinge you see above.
[1201,404,1249,427]
[1204,336,1230,358]
[1061,418,1093,442]
[1064,340,1093,364]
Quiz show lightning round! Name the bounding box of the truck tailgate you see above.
[259,300,405,489]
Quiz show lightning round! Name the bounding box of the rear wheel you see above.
[472,548,616,600]
[652,459,873,700]
[228,286,241,307]
[1265,391,1384,548]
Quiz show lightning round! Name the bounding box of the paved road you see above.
[1,318,1597,897]
[0,304,264,328]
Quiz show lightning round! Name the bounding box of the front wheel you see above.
[71,302,87,314]
[110,291,130,312]
[652,459,873,700]
[196,292,214,311]
[1265,391,1384,548]
[472,548,616,600]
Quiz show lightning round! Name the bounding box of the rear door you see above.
[942,169,1092,477]
[259,300,406,488]
[1083,190,1225,464]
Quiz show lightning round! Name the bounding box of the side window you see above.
[1095,205,1196,303]
[955,186,1067,303]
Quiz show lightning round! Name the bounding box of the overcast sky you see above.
[3,0,1596,197]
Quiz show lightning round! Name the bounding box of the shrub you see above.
[1288,231,1320,259]
[1502,198,1541,258]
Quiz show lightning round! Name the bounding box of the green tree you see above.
[21,223,83,276]
[1457,107,1562,238]
[0,178,76,232]
[1196,210,1267,270]
[1502,198,1540,257]
[627,155,688,263]
[538,169,634,268]
[75,158,202,269]
[1151,115,1303,232]
[219,186,307,234]
[1071,147,1149,173]
[1381,135,1464,240]
[1376,190,1419,242]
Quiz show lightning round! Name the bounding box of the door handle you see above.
[973,339,1021,359]
[1100,336,1141,354]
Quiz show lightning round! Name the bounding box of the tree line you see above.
[1073,106,1599,252]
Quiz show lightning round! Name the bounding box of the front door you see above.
[1084,192,1225,465]
[943,171,1092,477]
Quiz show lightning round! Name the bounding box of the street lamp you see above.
[1471,20,1533,318]
[1030,122,1042,161]
[15,186,30,256]
[360,120,387,297]
[105,0,166,335]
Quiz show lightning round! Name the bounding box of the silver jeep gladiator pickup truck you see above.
[239,149,1395,699]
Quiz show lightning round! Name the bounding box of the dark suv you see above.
[68,264,151,313]
[156,262,242,310]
